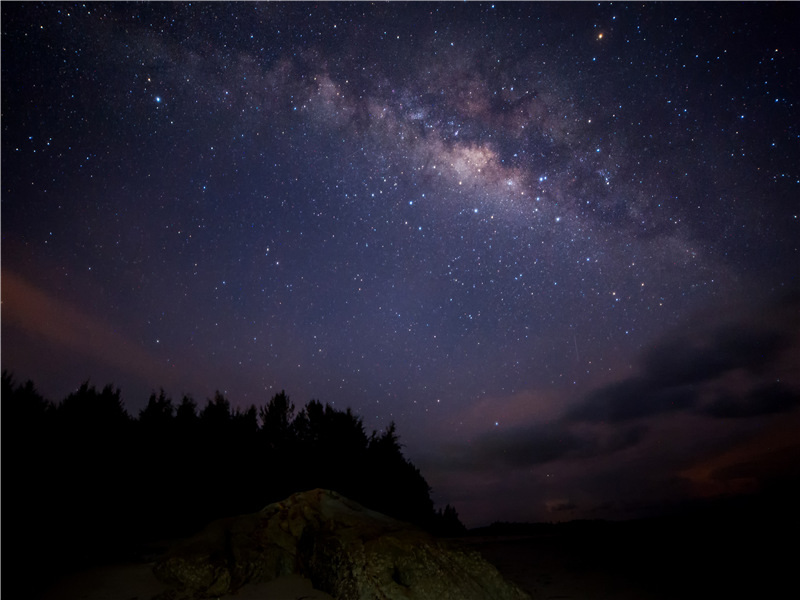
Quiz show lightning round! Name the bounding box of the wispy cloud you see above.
[2,269,174,392]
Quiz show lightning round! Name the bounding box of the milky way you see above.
[3,2,799,525]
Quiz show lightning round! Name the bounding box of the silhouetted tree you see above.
[232,403,259,436]
[176,394,199,426]
[228,403,261,514]
[290,401,370,498]
[133,389,179,537]
[2,371,462,597]
[139,388,174,430]
[31,381,139,576]
[195,391,237,516]
[2,373,60,596]
[2,370,51,424]
[432,504,468,536]
[59,381,129,422]
[162,394,209,534]
[362,421,435,526]
[201,390,232,428]
[260,390,295,450]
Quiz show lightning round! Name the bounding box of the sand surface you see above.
[35,529,777,600]
[40,563,334,600]
[35,502,792,600]
[37,537,654,600]
[459,535,661,600]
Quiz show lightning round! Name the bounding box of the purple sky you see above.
[3,2,799,526]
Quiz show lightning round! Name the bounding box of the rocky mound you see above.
[153,488,530,599]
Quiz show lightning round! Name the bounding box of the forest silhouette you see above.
[1,371,465,595]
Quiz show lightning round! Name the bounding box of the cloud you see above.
[703,382,800,419]
[419,291,800,524]
[546,500,579,513]
[678,412,800,498]
[1,270,174,391]
[569,294,799,424]
[642,326,792,386]
[471,423,589,468]
[431,419,647,475]
[569,378,699,422]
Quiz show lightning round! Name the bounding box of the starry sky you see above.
[3,2,800,526]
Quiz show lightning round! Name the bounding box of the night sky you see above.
[3,2,799,527]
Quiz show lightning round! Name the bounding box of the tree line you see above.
[1,371,465,594]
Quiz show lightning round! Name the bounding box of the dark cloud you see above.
[444,422,647,472]
[704,382,800,419]
[643,327,792,387]
[569,378,698,423]
[708,443,800,490]
[569,296,799,424]
[548,501,578,513]
[424,291,800,523]
[474,424,588,468]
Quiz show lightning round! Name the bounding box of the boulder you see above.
[153,488,530,599]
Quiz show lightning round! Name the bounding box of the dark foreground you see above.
[463,501,796,599]
[35,493,799,599]
[41,525,793,600]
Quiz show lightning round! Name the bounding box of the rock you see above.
[153,488,530,599]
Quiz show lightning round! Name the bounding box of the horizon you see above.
[3,2,799,529]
